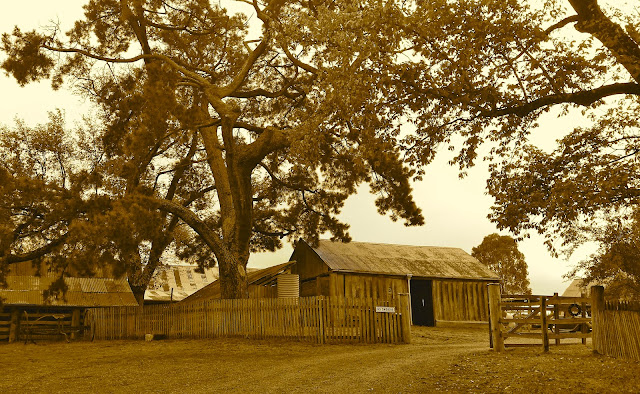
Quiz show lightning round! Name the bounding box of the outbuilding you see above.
[0,262,138,342]
[290,239,500,326]
[145,264,219,304]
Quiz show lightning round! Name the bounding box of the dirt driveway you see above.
[1,327,638,393]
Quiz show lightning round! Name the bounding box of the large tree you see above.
[5,0,639,298]
[398,0,640,292]
[472,233,531,294]
[1,0,426,298]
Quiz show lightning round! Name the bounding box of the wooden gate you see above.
[488,284,591,351]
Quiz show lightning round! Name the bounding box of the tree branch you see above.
[544,15,579,35]
[568,0,640,83]
[485,82,640,117]
[3,232,70,264]
[135,194,226,259]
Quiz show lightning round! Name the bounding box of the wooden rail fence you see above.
[0,309,85,342]
[488,284,591,352]
[88,296,411,344]
[0,311,10,341]
[591,286,640,361]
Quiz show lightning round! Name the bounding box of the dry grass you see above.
[1,327,638,393]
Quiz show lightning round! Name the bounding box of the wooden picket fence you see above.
[88,296,411,344]
[592,287,640,361]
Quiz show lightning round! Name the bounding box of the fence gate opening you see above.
[487,284,591,351]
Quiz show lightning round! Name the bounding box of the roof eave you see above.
[331,269,500,281]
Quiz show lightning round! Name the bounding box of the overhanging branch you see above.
[485,82,640,118]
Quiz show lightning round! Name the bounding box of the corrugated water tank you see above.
[277,274,299,298]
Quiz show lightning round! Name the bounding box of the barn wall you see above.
[432,280,493,322]
[290,242,330,281]
[248,284,277,299]
[299,275,330,297]
[329,273,409,299]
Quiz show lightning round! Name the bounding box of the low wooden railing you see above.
[88,296,411,344]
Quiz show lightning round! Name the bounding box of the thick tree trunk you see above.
[218,255,249,299]
[130,284,146,307]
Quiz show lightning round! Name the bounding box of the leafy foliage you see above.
[1,0,428,297]
[472,233,531,294]
[568,210,640,300]
[3,0,640,298]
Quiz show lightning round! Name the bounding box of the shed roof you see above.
[182,261,295,303]
[305,239,498,280]
[0,276,138,307]
[561,279,599,297]
[145,265,219,302]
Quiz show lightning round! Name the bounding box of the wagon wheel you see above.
[568,304,582,317]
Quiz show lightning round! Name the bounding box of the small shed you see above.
[182,261,296,303]
[145,265,220,304]
[290,239,500,326]
[0,266,138,342]
[562,278,601,297]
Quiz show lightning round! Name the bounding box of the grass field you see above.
[1,327,638,393]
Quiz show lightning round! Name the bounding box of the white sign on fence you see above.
[375,306,396,313]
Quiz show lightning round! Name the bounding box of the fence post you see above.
[553,292,560,346]
[71,309,81,340]
[8,308,20,343]
[541,296,549,352]
[399,294,411,344]
[591,285,605,354]
[580,292,587,345]
[318,297,325,344]
[488,284,504,352]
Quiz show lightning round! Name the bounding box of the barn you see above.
[0,262,138,342]
[290,239,500,326]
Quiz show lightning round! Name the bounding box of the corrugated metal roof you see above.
[0,276,138,307]
[182,261,295,303]
[144,265,220,302]
[307,239,499,280]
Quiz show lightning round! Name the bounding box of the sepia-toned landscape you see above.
[2,0,640,392]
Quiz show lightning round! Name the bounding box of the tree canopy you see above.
[3,0,640,298]
[472,233,532,294]
[402,0,640,293]
[1,0,427,298]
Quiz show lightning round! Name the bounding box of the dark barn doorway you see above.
[410,279,435,326]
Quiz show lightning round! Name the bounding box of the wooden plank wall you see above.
[432,280,490,322]
[248,284,277,299]
[333,273,408,299]
[593,301,640,361]
[89,296,411,344]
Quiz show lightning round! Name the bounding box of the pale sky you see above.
[0,1,601,295]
